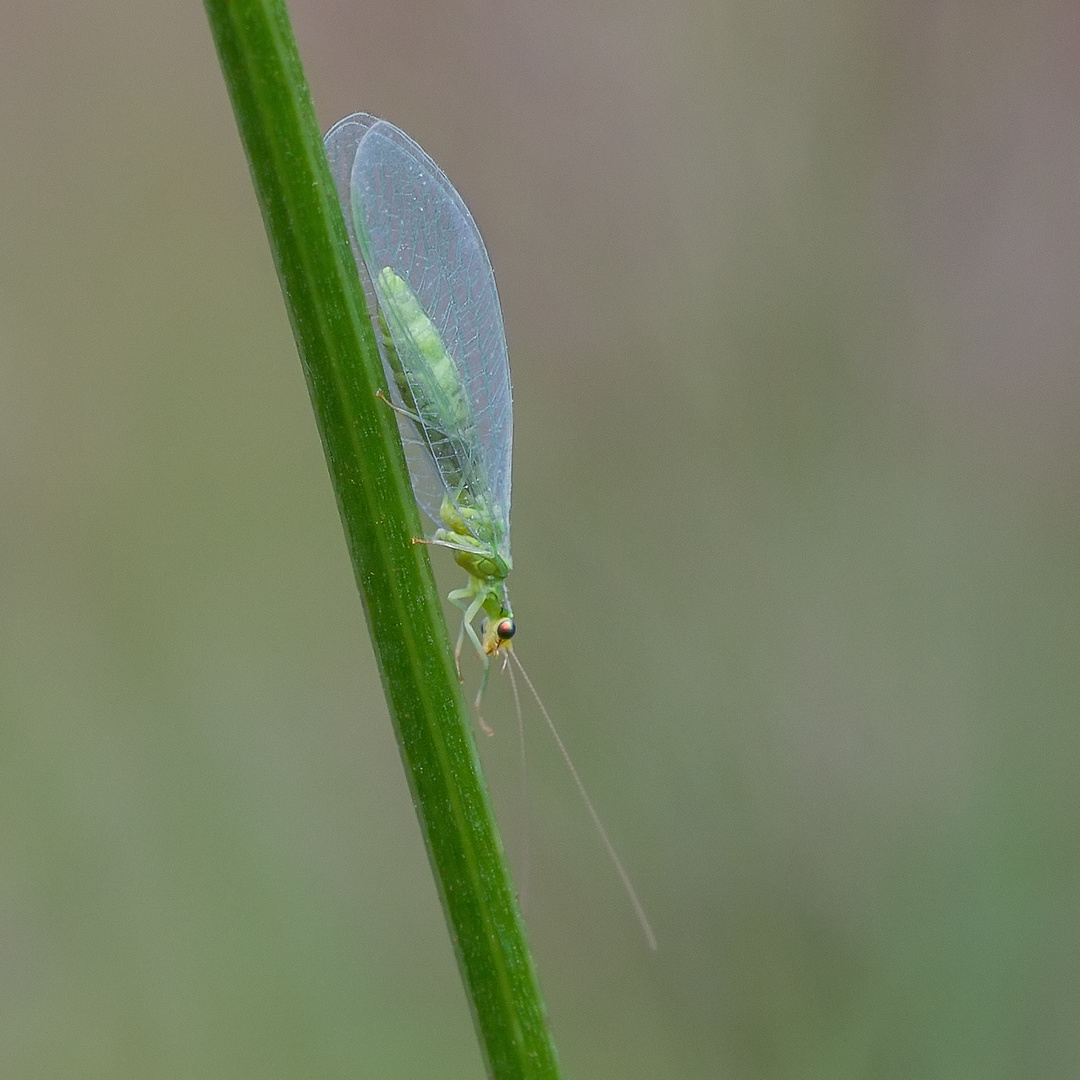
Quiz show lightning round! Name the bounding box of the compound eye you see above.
[496,618,516,641]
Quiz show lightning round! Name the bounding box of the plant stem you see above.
[202,2,561,1076]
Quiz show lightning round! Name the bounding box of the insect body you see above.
[324,113,515,712]
[324,114,656,948]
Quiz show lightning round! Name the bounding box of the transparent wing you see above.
[324,115,447,539]
[323,114,512,561]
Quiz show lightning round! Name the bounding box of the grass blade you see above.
[202,2,561,1075]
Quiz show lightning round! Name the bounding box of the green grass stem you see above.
[202,2,561,1076]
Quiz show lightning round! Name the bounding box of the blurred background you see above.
[2,0,1078,1076]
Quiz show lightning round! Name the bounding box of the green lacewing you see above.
[325,114,656,949]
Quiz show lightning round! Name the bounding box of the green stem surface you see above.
[203,2,561,1076]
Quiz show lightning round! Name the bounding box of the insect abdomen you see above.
[376,267,474,440]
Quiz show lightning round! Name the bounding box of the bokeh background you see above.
[2,1,1079,1076]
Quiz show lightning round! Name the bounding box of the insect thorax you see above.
[437,493,508,580]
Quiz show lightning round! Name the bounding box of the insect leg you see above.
[374,388,424,426]
[448,587,487,665]
[452,620,467,681]
[448,586,494,736]
[474,655,495,736]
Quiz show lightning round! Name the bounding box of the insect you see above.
[324,114,656,949]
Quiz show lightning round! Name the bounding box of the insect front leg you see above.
[445,590,474,682]
[473,653,495,737]
[448,587,487,664]
[448,586,494,736]
[452,619,467,682]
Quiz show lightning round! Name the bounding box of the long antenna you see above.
[508,650,658,951]
[506,656,531,906]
